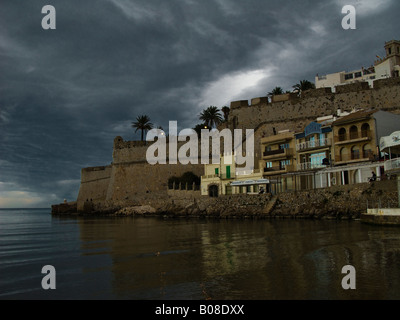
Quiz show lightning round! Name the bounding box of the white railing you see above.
[297,162,325,171]
[296,138,331,152]
[384,158,400,172]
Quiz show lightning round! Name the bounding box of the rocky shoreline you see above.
[51,181,398,221]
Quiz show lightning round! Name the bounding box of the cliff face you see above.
[73,78,400,213]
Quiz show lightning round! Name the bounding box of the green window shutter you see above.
[226,166,231,179]
[215,168,219,175]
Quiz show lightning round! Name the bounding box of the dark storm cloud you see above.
[0,0,399,207]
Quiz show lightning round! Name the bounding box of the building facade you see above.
[260,130,296,193]
[316,40,400,90]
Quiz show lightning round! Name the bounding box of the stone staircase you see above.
[263,195,278,215]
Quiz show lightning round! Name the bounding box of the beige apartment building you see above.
[316,40,400,89]
[322,110,400,186]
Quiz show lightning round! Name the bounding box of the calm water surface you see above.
[1,208,400,300]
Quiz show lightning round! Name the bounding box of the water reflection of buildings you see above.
[75,217,400,299]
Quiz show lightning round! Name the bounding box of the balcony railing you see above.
[384,158,400,172]
[334,131,372,143]
[263,164,294,173]
[297,162,325,171]
[335,151,374,163]
[220,173,235,180]
[296,138,331,152]
[201,173,236,180]
[264,166,281,172]
[263,148,292,158]
[202,174,219,179]
[263,149,285,157]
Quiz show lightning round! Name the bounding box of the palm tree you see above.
[292,80,315,95]
[132,115,153,141]
[193,123,209,135]
[267,86,284,97]
[199,106,223,129]
[221,106,230,122]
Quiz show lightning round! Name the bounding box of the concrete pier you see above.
[361,208,400,226]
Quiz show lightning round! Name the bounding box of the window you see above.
[280,159,291,169]
[310,152,325,168]
[265,146,272,152]
[363,144,372,159]
[350,126,358,140]
[319,133,326,146]
[215,168,219,175]
[351,146,360,160]
[279,143,289,150]
[338,128,346,141]
[361,123,370,137]
[354,72,362,78]
[345,73,354,80]
[266,162,273,168]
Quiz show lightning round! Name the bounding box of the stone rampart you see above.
[229,79,400,134]
[70,79,400,214]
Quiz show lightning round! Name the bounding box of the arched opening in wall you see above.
[340,147,348,162]
[361,123,370,138]
[338,128,346,141]
[208,184,219,198]
[353,169,362,184]
[351,145,360,160]
[350,125,358,140]
[363,143,372,159]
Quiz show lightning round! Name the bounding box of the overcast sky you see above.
[0,0,399,208]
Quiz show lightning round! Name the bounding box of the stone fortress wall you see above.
[226,78,400,163]
[75,77,400,212]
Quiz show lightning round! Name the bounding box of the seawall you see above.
[53,180,398,220]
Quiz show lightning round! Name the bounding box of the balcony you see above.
[334,131,372,144]
[220,173,236,180]
[201,173,236,180]
[262,148,293,159]
[202,174,219,180]
[384,158,400,172]
[263,164,295,174]
[335,151,375,163]
[297,162,326,171]
[296,138,332,152]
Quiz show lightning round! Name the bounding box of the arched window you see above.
[340,147,348,161]
[338,128,346,141]
[350,126,358,140]
[363,143,372,159]
[351,145,360,160]
[361,123,370,138]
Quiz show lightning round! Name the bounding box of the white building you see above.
[316,40,400,90]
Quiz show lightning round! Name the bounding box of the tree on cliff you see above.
[132,115,153,141]
[292,80,315,95]
[199,106,223,128]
